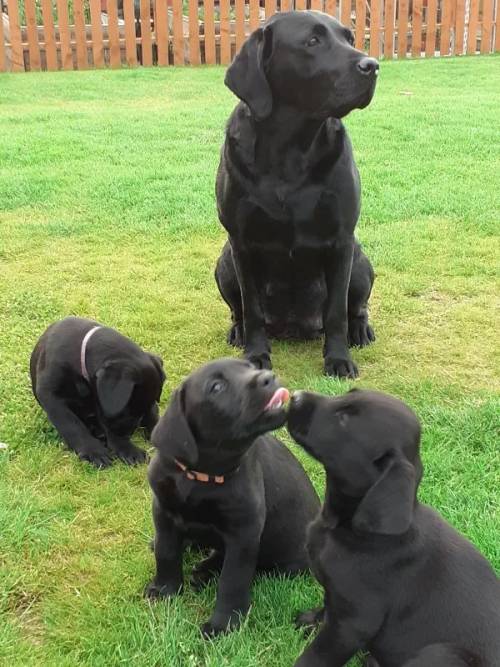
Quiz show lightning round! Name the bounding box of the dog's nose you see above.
[357,57,379,76]
[257,370,275,388]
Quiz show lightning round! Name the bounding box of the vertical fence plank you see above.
[311,0,323,10]
[440,0,452,54]
[249,0,259,31]
[220,0,230,64]
[189,0,201,63]
[411,0,422,56]
[6,0,23,70]
[454,0,465,53]
[425,0,437,56]
[123,0,138,66]
[265,0,276,18]
[495,0,500,51]
[107,0,122,67]
[204,0,216,63]
[235,0,245,51]
[384,0,395,57]
[355,0,366,49]
[324,0,337,17]
[397,0,409,57]
[480,0,494,52]
[56,0,73,69]
[466,0,479,53]
[296,0,307,10]
[41,0,58,70]
[73,0,89,69]
[24,0,41,70]
[0,10,5,71]
[89,0,104,67]
[139,0,153,65]
[341,0,351,25]
[370,0,380,56]
[172,0,184,65]
[281,0,292,10]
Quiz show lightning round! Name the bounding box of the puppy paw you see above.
[294,607,324,634]
[324,356,358,379]
[115,442,148,466]
[245,352,272,370]
[201,612,243,638]
[144,580,182,600]
[78,442,114,468]
[227,323,244,348]
[348,316,375,348]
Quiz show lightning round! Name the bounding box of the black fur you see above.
[215,11,379,377]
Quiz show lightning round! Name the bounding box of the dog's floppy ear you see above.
[148,352,167,387]
[96,361,137,418]
[151,387,197,466]
[353,452,416,535]
[225,26,273,121]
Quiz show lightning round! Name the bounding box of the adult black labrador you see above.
[145,358,320,636]
[30,316,166,467]
[287,389,500,667]
[215,11,379,378]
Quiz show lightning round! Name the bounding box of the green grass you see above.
[0,56,499,666]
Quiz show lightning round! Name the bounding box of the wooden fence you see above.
[0,0,499,72]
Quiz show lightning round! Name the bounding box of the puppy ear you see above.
[148,352,167,387]
[96,361,137,418]
[352,452,416,535]
[225,26,273,121]
[151,387,198,466]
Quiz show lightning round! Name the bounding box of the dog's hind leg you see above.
[348,243,376,348]
[215,242,244,347]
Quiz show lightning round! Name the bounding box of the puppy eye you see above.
[347,32,354,45]
[307,36,320,47]
[209,380,225,394]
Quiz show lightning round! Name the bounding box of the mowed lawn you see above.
[0,55,499,667]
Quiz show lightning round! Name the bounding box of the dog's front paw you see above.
[245,352,272,370]
[324,356,358,379]
[144,579,182,600]
[294,607,324,634]
[78,441,114,468]
[114,442,148,466]
[201,610,244,638]
[348,316,375,348]
[227,322,244,348]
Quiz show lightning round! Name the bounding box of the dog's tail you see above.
[402,643,482,667]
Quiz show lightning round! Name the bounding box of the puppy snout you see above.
[257,370,275,388]
[357,57,379,76]
[291,391,305,405]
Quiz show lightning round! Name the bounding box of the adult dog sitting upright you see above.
[146,358,320,636]
[215,11,378,378]
[31,316,166,467]
[287,389,500,667]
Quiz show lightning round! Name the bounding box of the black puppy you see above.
[145,358,320,636]
[287,389,500,667]
[215,11,379,378]
[30,316,166,467]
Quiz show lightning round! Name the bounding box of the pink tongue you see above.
[265,387,290,411]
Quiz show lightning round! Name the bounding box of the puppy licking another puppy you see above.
[287,389,500,667]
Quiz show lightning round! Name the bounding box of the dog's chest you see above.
[242,183,343,252]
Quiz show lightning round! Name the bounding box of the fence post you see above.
[41,0,58,70]
[6,0,24,71]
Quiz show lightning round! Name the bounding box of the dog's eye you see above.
[346,32,355,45]
[209,380,225,394]
[307,36,320,47]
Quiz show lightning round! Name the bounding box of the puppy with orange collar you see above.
[146,358,320,637]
